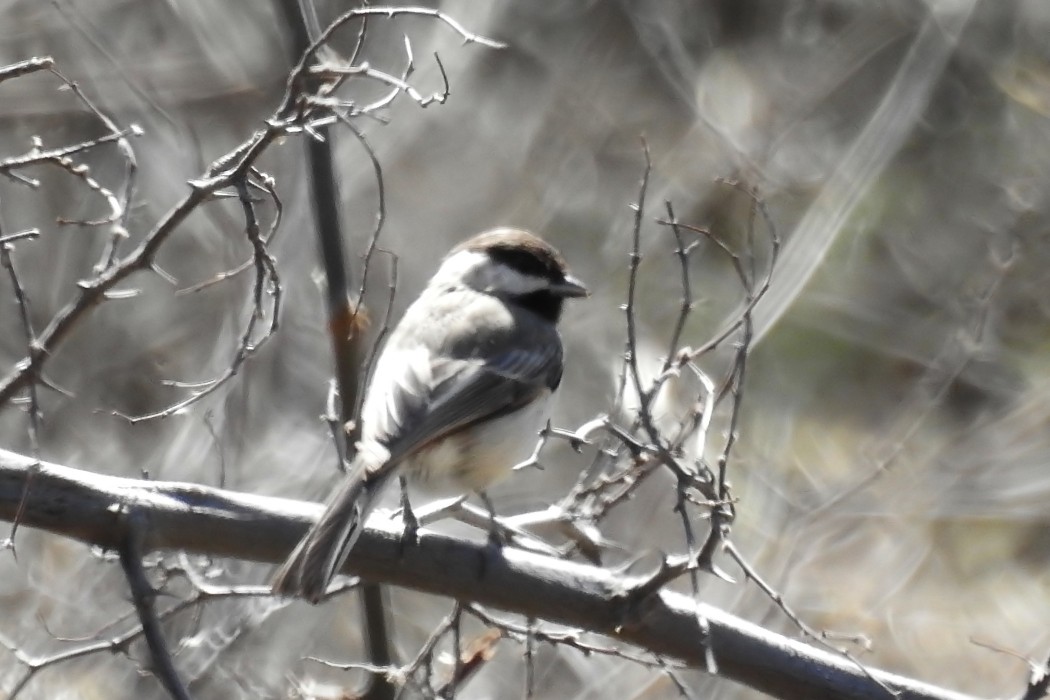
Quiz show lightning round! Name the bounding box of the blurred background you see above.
[1,0,1049,698]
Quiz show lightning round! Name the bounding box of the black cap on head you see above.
[453,228,587,322]
[454,228,570,282]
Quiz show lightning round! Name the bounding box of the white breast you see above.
[403,391,551,497]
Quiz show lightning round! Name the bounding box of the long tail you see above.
[271,458,392,604]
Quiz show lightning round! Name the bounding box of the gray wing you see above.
[359,298,563,468]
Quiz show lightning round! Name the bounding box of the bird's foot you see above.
[475,491,509,578]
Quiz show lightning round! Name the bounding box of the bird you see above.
[272,227,588,603]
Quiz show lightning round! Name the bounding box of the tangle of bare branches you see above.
[0,5,1035,700]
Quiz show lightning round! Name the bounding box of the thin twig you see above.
[465,604,682,669]
[0,197,42,552]
[118,510,192,700]
[359,249,399,418]
[723,541,890,697]
[0,56,54,83]
[110,176,281,423]
[0,10,500,410]
[661,201,698,374]
[623,138,651,438]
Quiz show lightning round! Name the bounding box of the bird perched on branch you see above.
[272,228,588,603]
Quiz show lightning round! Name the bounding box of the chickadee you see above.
[272,228,588,603]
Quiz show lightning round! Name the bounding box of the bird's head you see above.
[435,228,588,322]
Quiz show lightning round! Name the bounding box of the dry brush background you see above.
[1,1,1049,699]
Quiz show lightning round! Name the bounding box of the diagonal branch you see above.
[0,447,982,700]
[0,7,502,412]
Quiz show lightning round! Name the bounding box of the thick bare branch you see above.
[0,448,981,700]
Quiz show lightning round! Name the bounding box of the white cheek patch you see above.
[432,250,548,296]
[431,250,489,289]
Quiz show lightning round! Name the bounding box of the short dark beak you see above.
[550,274,589,298]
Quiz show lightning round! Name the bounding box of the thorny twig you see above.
[723,541,892,697]
[465,604,686,671]
[622,139,656,452]
[0,21,497,692]
[333,113,391,425]
[174,172,284,296]
[358,249,399,420]
[399,602,464,695]
[0,10,904,700]
[310,40,451,109]
[0,220,40,453]
[109,176,281,423]
[0,8,502,411]
[0,203,41,551]
[0,551,358,699]
[664,178,781,362]
[306,602,490,698]
[0,60,140,272]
